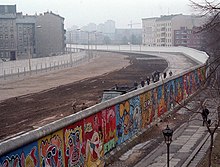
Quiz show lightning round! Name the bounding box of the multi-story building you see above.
[36,12,66,57]
[142,14,205,48]
[0,5,66,60]
[174,26,203,49]
[16,13,36,59]
[0,5,17,60]
[142,18,157,46]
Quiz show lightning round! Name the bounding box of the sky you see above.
[2,0,198,29]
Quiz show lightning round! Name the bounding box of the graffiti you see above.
[102,107,116,154]
[0,142,39,167]
[152,88,158,119]
[129,96,141,135]
[157,85,167,116]
[64,122,84,167]
[175,77,183,103]
[140,91,153,128]
[116,100,131,145]
[39,131,64,167]
[0,66,207,167]
[84,113,104,167]
[183,74,189,98]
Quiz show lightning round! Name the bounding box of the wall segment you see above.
[0,47,209,167]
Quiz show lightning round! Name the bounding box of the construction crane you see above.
[127,21,141,45]
[128,21,141,29]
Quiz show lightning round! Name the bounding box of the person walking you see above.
[141,80,145,87]
[169,70,173,76]
[163,72,167,79]
[146,76,150,85]
[202,106,209,126]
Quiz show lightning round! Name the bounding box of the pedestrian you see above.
[146,76,150,85]
[169,70,173,76]
[163,72,167,79]
[152,74,155,83]
[141,80,145,87]
[202,106,209,126]
[115,84,118,90]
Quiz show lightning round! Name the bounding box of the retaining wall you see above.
[0,61,206,166]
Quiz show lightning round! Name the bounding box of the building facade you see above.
[0,5,66,60]
[36,12,65,57]
[0,5,17,60]
[16,13,36,59]
[142,14,205,49]
[174,26,203,49]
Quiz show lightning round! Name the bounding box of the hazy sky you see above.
[2,0,197,29]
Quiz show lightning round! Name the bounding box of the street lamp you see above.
[162,125,173,167]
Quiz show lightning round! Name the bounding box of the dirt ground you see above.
[0,51,167,141]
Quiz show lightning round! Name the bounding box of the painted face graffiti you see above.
[40,135,63,167]
[65,127,83,167]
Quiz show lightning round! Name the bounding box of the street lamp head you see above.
[162,125,173,144]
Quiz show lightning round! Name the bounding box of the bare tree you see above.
[190,0,220,86]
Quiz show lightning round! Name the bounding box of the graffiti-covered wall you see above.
[0,66,206,167]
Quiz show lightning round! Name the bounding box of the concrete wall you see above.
[0,61,206,167]
[0,51,88,79]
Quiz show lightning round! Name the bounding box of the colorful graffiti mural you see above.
[0,66,207,167]
[115,96,141,145]
[116,100,131,145]
[157,85,167,116]
[84,113,104,167]
[64,121,84,167]
[140,91,154,128]
[0,142,39,167]
[102,106,117,154]
[175,77,184,103]
[38,130,65,167]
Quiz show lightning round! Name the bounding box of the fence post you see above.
[24,67,26,76]
[11,69,13,79]
[4,70,5,80]
[18,68,19,78]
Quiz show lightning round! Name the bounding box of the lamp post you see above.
[27,27,32,73]
[77,29,90,56]
[162,125,173,167]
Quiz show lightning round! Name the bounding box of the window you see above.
[10,27,13,32]
[4,27,8,33]
[5,34,8,39]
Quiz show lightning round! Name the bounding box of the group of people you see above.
[133,70,173,88]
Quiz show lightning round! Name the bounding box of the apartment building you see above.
[174,26,203,49]
[16,13,36,59]
[0,5,66,60]
[142,14,205,48]
[0,5,17,60]
[36,12,66,57]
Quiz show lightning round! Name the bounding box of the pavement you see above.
[108,84,219,167]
